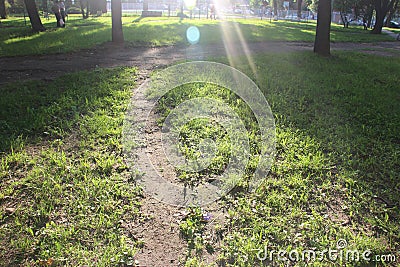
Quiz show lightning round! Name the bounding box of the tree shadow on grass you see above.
[250,51,399,239]
[214,51,399,262]
[0,19,110,56]
[0,67,133,153]
[257,51,399,195]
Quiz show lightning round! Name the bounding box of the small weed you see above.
[180,207,214,258]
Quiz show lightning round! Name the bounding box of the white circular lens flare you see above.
[162,97,249,173]
[123,61,276,207]
[186,26,200,45]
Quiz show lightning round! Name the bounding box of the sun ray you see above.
[231,21,258,79]
[213,0,258,79]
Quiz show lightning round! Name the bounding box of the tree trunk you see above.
[80,0,89,19]
[85,0,89,18]
[23,0,46,32]
[41,0,47,12]
[89,0,107,14]
[354,5,359,18]
[0,0,7,19]
[340,11,348,28]
[372,8,385,33]
[297,0,302,19]
[371,0,396,34]
[143,0,148,11]
[314,0,331,56]
[111,0,123,43]
[102,0,107,13]
[273,0,278,19]
[385,0,398,26]
[80,0,85,17]
[366,7,373,28]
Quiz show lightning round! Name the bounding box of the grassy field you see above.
[0,15,396,57]
[154,52,400,266]
[1,51,398,266]
[0,68,143,266]
[217,52,399,266]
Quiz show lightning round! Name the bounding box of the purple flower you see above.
[203,213,211,221]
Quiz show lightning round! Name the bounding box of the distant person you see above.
[59,0,66,27]
[362,17,368,30]
[51,0,63,27]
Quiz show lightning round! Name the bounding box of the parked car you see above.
[388,21,400,28]
[349,19,364,26]
[67,6,81,14]
[285,15,300,20]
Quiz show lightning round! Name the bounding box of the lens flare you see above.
[186,26,200,45]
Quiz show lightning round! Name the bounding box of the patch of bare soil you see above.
[128,197,188,266]
[2,41,399,85]
[123,73,225,266]
[127,198,225,266]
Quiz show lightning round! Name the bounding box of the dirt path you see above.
[123,71,224,266]
[1,41,399,85]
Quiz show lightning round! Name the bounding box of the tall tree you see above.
[314,0,331,56]
[334,0,352,27]
[41,0,48,13]
[143,0,148,11]
[297,0,303,18]
[273,0,278,18]
[384,0,399,26]
[23,0,46,32]
[371,0,396,33]
[80,0,89,19]
[89,0,107,14]
[111,0,123,43]
[0,0,7,19]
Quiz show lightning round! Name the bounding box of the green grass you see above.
[0,67,142,266]
[153,52,400,266]
[153,82,260,188]
[385,27,400,34]
[0,50,399,266]
[216,52,399,266]
[0,15,395,57]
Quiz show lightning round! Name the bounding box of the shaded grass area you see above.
[0,16,395,57]
[0,16,112,56]
[0,68,142,266]
[153,52,399,266]
[217,52,399,266]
